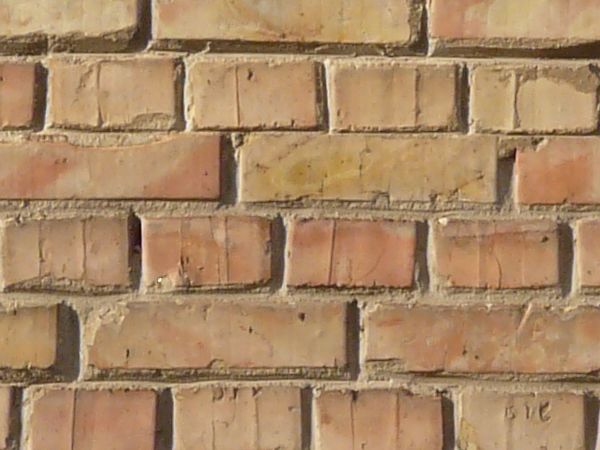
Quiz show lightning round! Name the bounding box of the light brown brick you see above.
[287,219,416,288]
[27,389,156,450]
[329,61,458,131]
[153,0,417,46]
[240,134,497,203]
[315,390,442,449]
[0,63,36,129]
[576,220,600,288]
[0,388,10,448]
[142,216,271,290]
[471,64,599,133]
[366,305,600,374]
[88,301,347,372]
[0,134,219,200]
[433,219,559,289]
[0,306,57,370]
[459,391,585,450]
[188,58,321,130]
[48,57,179,130]
[174,387,301,450]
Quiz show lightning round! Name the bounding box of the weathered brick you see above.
[0,388,10,448]
[471,64,599,133]
[0,306,57,370]
[287,219,416,288]
[315,390,442,449]
[240,134,497,203]
[174,387,301,450]
[430,0,600,53]
[48,57,179,130]
[515,137,600,204]
[433,219,559,289]
[188,57,321,130]
[0,217,130,290]
[576,220,600,288]
[27,389,156,450]
[0,134,220,199]
[0,0,140,51]
[366,305,600,374]
[142,216,271,290]
[329,61,458,131]
[153,0,418,46]
[88,301,347,372]
[0,62,36,129]
[458,391,585,450]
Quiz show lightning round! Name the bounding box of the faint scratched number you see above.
[504,401,551,422]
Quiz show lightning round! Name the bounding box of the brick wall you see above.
[0,1,599,449]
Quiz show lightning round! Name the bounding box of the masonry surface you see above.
[1,0,600,449]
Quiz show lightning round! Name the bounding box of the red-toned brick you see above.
[87,301,347,372]
[286,219,416,288]
[315,390,442,449]
[188,57,321,130]
[0,306,57,370]
[0,134,219,200]
[0,217,130,290]
[0,388,10,448]
[27,389,156,450]
[433,219,559,289]
[576,220,600,288]
[0,62,36,129]
[142,216,271,290]
[366,305,600,374]
[174,387,301,450]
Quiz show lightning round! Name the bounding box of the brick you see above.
[0,306,57,369]
[174,387,301,450]
[515,137,600,205]
[27,389,156,450]
[0,134,219,199]
[0,217,130,290]
[142,216,271,289]
[48,57,179,130]
[0,62,36,129]
[329,61,458,131]
[365,305,600,374]
[430,0,600,53]
[458,391,585,450]
[315,390,442,449]
[153,0,417,46]
[433,219,559,289]
[576,220,600,288]
[0,388,10,449]
[88,301,347,372]
[240,134,497,203]
[471,64,599,133]
[188,57,321,130]
[287,219,416,288]
[0,0,140,51]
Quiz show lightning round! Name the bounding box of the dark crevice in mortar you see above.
[441,395,456,450]
[585,395,599,450]
[154,389,174,450]
[269,215,286,291]
[457,64,470,133]
[300,387,313,450]
[558,222,574,298]
[129,214,142,291]
[32,64,48,131]
[497,153,516,208]
[55,304,80,381]
[415,221,430,292]
[346,301,360,380]
[128,0,153,52]
[220,135,239,206]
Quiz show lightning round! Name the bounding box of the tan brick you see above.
[458,391,585,450]
[174,387,301,450]
[153,0,417,46]
[515,137,600,204]
[287,219,416,288]
[0,306,57,369]
[329,61,458,131]
[0,217,130,290]
[27,389,156,450]
[433,219,559,289]
[48,57,179,130]
[471,64,599,133]
[0,388,10,448]
[142,216,271,290]
[315,390,442,449]
[240,134,497,203]
[188,58,321,130]
[0,134,220,199]
[430,0,600,52]
[0,0,140,51]
[0,63,36,129]
[576,220,600,288]
[366,305,600,374]
[88,301,347,371]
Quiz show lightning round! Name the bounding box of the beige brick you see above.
[471,66,516,131]
[577,220,600,288]
[0,63,36,129]
[240,134,497,203]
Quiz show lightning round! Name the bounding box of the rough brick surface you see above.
[576,220,600,288]
[0,62,36,129]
